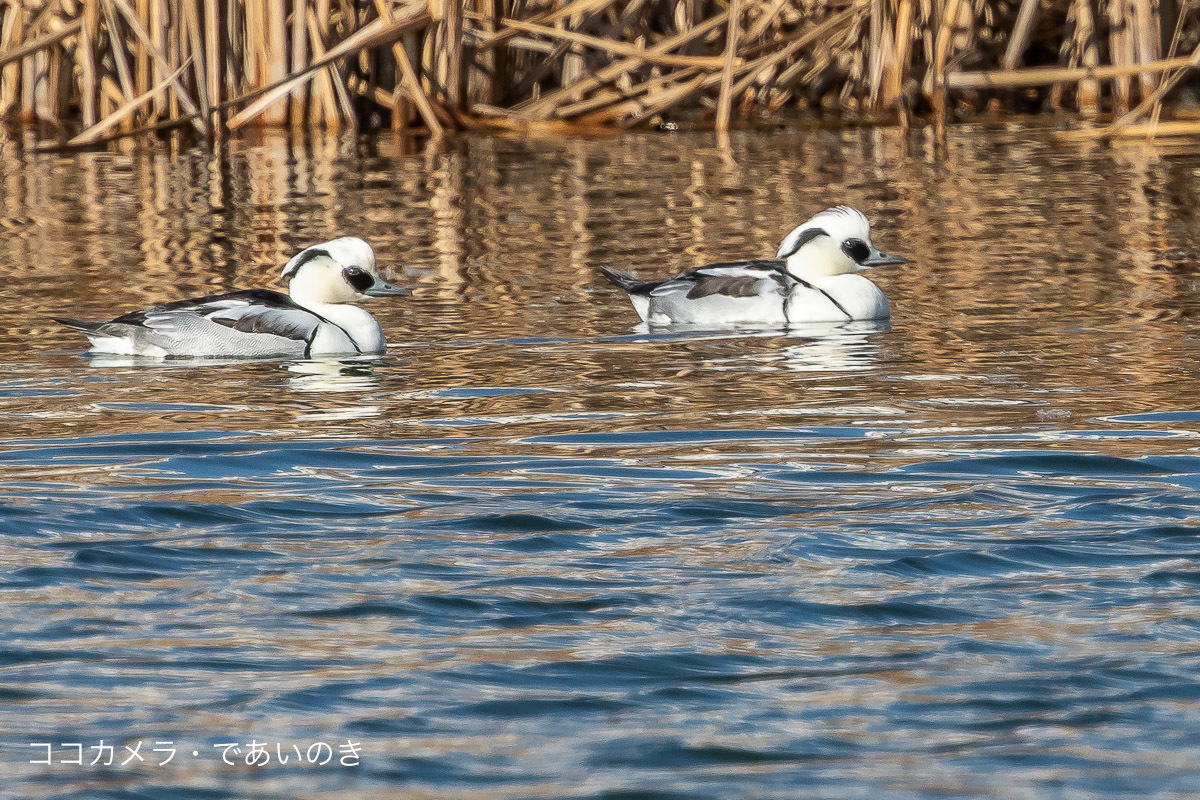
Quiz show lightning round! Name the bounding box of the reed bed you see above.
[1,0,1199,145]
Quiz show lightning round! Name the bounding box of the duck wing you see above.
[58,289,324,357]
[112,289,321,342]
[647,260,792,300]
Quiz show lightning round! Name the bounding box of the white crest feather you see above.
[777,205,872,258]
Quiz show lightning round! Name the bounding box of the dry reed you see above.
[1,0,1199,146]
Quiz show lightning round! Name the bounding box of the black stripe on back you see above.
[110,289,297,326]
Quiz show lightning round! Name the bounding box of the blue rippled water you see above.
[3,127,1200,798]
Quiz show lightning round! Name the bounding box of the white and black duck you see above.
[599,206,905,327]
[54,237,411,358]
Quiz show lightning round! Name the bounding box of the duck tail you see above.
[598,265,655,295]
[51,316,105,334]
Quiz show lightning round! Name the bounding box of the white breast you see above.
[308,304,387,354]
[786,274,890,323]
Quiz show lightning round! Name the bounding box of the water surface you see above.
[2,126,1200,798]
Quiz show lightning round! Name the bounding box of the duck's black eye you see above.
[842,239,871,263]
[343,266,374,292]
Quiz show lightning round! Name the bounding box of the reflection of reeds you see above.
[4,126,1200,442]
[1,1,1199,143]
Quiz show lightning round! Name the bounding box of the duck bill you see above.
[364,281,412,297]
[861,249,907,268]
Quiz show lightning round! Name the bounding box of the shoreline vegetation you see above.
[1,0,1199,148]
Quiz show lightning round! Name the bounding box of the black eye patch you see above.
[343,267,375,292]
[842,239,871,263]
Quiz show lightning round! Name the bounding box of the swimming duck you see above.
[599,206,905,327]
[54,237,411,358]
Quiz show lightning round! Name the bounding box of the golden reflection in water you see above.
[430,148,467,291]
[2,125,1200,447]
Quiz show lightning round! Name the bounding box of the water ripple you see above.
[4,128,1200,799]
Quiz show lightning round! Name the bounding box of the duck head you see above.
[776,206,906,280]
[282,237,412,307]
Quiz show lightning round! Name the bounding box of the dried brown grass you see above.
[1,0,1198,146]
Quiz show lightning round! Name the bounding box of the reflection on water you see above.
[2,126,1200,799]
